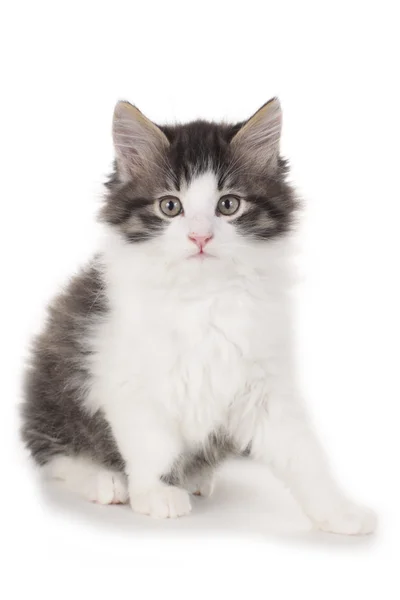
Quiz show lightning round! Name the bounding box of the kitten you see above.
[21,99,376,533]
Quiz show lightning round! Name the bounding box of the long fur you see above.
[20,100,376,532]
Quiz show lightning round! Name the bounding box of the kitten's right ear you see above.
[112,101,169,180]
[230,98,282,172]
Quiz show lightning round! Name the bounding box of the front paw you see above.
[130,485,192,519]
[313,501,377,535]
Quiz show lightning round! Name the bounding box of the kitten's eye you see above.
[217,195,241,216]
[159,196,182,218]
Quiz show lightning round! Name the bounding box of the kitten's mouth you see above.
[188,251,215,260]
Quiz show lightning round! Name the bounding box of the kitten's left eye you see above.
[217,195,240,216]
[159,196,182,217]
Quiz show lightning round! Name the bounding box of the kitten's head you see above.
[102,99,296,264]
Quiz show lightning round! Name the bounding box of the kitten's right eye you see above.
[159,196,182,217]
[217,195,240,216]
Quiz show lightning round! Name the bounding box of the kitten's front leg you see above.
[246,398,376,535]
[105,400,191,518]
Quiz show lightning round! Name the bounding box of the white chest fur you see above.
[87,231,294,447]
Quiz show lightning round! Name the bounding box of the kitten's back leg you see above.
[44,455,129,505]
[184,464,215,497]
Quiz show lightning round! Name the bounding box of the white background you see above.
[1,1,399,598]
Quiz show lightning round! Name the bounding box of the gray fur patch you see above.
[21,263,124,470]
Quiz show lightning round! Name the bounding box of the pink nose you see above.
[188,233,213,251]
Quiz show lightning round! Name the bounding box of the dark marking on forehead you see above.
[160,121,236,185]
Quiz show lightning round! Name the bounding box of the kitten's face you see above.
[102,99,295,265]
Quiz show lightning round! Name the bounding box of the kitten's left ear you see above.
[112,101,169,180]
[230,98,282,171]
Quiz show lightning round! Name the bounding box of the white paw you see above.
[185,471,215,497]
[130,485,192,518]
[83,471,129,505]
[314,501,377,535]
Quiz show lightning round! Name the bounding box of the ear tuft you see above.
[112,101,169,180]
[231,98,282,171]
